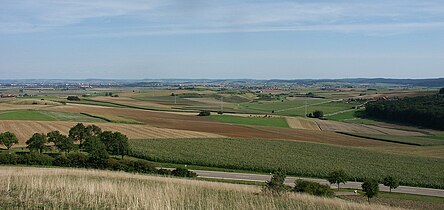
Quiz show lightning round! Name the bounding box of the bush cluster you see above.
[294,179,334,197]
[197,110,211,116]
[0,152,196,178]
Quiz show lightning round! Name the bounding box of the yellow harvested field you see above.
[185,97,231,105]
[286,117,320,130]
[316,120,426,136]
[0,120,225,145]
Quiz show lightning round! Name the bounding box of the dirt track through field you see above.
[0,120,224,145]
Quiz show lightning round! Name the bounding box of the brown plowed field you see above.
[92,96,172,109]
[316,120,425,136]
[0,120,224,145]
[41,104,406,147]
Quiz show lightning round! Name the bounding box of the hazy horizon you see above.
[1,0,444,79]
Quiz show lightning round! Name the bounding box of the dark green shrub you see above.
[0,153,17,164]
[134,160,157,174]
[172,168,197,177]
[53,154,69,166]
[66,152,89,168]
[106,158,128,171]
[157,168,172,176]
[17,152,54,165]
[293,179,334,197]
[197,110,211,116]
[67,96,80,101]
[263,170,288,195]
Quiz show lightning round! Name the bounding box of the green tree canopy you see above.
[47,130,74,153]
[312,110,324,118]
[83,136,109,162]
[383,176,399,193]
[69,123,87,144]
[327,170,348,189]
[69,123,102,147]
[26,133,47,153]
[0,131,18,151]
[264,169,287,194]
[100,131,128,159]
[362,179,379,203]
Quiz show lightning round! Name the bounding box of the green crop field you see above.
[340,133,444,146]
[209,115,289,128]
[326,110,359,121]
[0,110,107,122]
[238,99,326,113]
[238,100,359,117]
[129,138,444,189]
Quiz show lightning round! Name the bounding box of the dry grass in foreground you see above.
[0,166,401,210]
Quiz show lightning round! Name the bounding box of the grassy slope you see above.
[338,189,444,209]
[327,110,358,121]
[0,167,394,210]
[209,115,289,128]
[0,110,106,122]
[129,138,444,189]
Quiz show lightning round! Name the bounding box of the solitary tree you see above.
[312,110,324,118]
[26,133,47,153]
[264,170,287,195]
[439,87,444,94]
[47,130,74,153]
[0,131,18,152]
[327,170,349,190]
[382,176,399,193]
[362,179,379,203]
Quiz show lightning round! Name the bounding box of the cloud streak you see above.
[1,0,444,36]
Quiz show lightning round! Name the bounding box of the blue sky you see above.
[1,0,444,79]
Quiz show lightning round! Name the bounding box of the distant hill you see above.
[2,78,444,87]
[268,78,444,87]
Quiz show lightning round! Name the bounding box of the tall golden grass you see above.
[0,166,401,210]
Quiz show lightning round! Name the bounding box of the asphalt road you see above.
[192,169,444,198]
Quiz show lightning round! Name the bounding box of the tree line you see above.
[365,90,444,130]
[264,169,400,203]
[0,123,196,178]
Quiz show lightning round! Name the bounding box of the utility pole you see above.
[174,94,177,104]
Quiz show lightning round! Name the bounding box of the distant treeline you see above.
[365,92,444,130]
